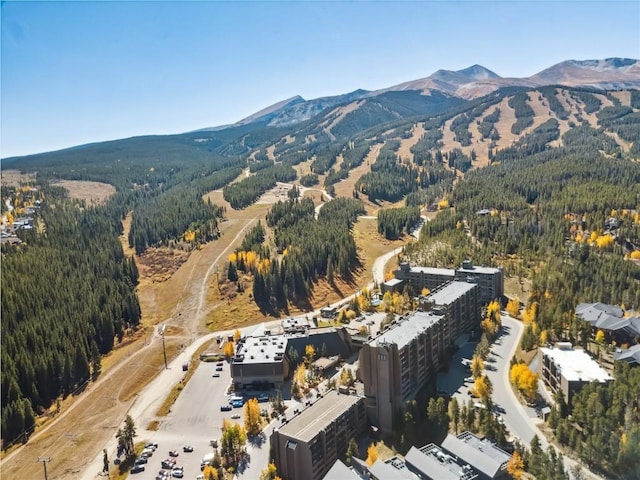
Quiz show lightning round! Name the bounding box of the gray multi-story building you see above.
[393,261,503,306]
[271,389,367,480]
[358,311,448,435]
[423,281,480,339]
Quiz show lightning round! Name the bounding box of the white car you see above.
[231,413,241,419]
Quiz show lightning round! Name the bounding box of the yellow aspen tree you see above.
[223,341,235,358]
[506,298,520,318]
[506,451,524,479]
[471,355,484,378]
[234,329,242,343]
[244,398,262,437]
[366,442,378,466]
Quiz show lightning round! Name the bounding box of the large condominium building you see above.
[538,342,612,404]
[423,281,480,339]
[271,389,366,480]
[393,260,504,306]
[358,311,447,435]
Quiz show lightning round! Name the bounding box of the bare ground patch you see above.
[397,122,426,163]
[492,96,520,147]
[1,170,36,186]
[332,144,379,199]
[53,180,116,206]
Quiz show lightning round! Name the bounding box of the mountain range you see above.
[225,58,639,129]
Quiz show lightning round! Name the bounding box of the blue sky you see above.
[2,1,638,158]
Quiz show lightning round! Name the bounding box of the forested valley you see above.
[2,82,640,468]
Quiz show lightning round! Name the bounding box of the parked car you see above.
[161,459,176,469]
[216,361,224,366]
[231,413,241,419]
[220,404,232,411]
[215,366,223,371]
[131,464,145,474]
[172,466,184,478]
[145,442,158,449]
[168,450,179,457]
[464,376,474,383]
[212,372,220,378]
[257,393,269,402]
[493,405,506,414]
[183,445,194,452]
[134,457,148,465]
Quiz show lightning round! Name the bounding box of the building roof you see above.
[441,432,510,479]
[368,458,418,480]
[427,281,477,306]
[410,266,456,277]
[456,265,502,275]
[276,389,362,442]
[322,460,362,480]
[614,344,640,365]
[233,334,287,365]
[575,303,640,337]
[384,278,405,287]
[406,445,478,480]
[575,302,623,320]
[369,311,445,349]
[539,346,612,383]
[282,316,311,330]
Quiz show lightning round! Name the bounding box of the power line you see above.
[36,456,51,480]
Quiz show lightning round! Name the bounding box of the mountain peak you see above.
[457,64,501,80]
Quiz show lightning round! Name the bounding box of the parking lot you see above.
[129,358,243,480]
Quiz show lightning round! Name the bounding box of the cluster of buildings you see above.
[536,301,640,403]
[575,302,640,344]
[271,388,511,480]
[323,430,511,480]
[254,261,506,480]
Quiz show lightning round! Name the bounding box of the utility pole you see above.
[160,324,168,369]
[36,456,51,480]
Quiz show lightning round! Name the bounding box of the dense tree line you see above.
[509,92,535,134]
[571,91,602,114]
[240,197,364,311]
[549,363,640,478]
[299,173,319,186]
[596,106,640,156]
[631,89,640,109]
[561,124,619,156]
[248,159,273,173]
[356,140,450,203]
[128,188,225,254]
[266,196,315,230]
[378,206,420,239]
[478,108,501,140]
[223,164,297,209]
[537,87,569,120]
[1,188,140,447]
[342,142,371,169]
[447,148,473,172]
[310,145,341,175]
[411,128,444,164]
